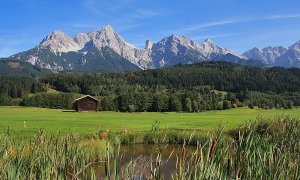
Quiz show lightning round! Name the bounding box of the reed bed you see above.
[0,115,299,179]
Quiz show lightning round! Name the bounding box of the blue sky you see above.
[1,0,300,57]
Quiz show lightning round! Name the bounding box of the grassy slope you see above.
[0,106,299,136]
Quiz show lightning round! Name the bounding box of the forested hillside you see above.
[43,62,300,93]
[1,62,300,111]
[0,60,51,77]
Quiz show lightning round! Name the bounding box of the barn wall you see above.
[76,97,98,112]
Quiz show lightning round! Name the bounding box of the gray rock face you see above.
[37,25,152,69]
[145,40,153,50]
[290,40,300,50]
[39,31,83,53]
[19,25,243,70]
[275,41,300,68]
[8,25,300,72]
[243,41,300,67]
[201,39,231,55]
[149,35,242,67]
[150,35,202,67]
[243,46,288,64]
[86,25,152,69]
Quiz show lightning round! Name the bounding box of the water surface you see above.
[90,144,197,179]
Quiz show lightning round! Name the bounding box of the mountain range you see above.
[243,41,300,68]
[1,25,300,72]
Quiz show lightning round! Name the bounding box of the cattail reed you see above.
[227,156,231,175]
[181,142,186,166]
[209,140,217,158]
[0,115,299,179]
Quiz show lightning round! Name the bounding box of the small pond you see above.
[88,144,197,179]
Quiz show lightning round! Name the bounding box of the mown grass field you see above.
[0,106,299,136]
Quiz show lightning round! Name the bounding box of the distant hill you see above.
[0,60,51,77]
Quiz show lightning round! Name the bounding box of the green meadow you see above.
[0,106,299,136]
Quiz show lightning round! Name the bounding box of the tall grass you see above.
[172,115,300,179]
[0,130,111,179]
[0,115,299,179]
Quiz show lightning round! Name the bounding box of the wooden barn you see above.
[74,95,99,112]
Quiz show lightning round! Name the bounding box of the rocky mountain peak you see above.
[98,25,118,39]
[39,30,82,53]
[170,34,179,39]
[201,38,230,55]
[290,40,300,50]
[254,47,261,50]
[145,40,153,49]
[101,25,114,32]
[243,46,288,65]
[160,34,196,48]
[203,38,214,44]
[11,24,300,72]
[253,47,262,52]
[42,30,69,42]
[73,33,90,47]
[161,34,180,43]
[81,25,151,69]
[93,25,123,46]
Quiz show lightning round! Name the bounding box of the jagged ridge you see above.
[3,25,300,72]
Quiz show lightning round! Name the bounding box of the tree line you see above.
[0,77,44,105]
[1,62,299,111]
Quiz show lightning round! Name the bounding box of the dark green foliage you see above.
[41,71,229,111]
[136,92,152,112]
[0,96,12,106]
[0,76,44,102]
[245,91,300,109]
[0,60,51,77]
[136,62,299,93]
[248,103,254,109]
[183,97,192,112]
[22,92,79,109]
[151,94,169,112]
[2,61,300,111]
[41,62,300,111]
[222,100,231,110]
[169,95,182,112]
[100,96,114,111]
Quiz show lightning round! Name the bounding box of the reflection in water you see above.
[88,144,196,179]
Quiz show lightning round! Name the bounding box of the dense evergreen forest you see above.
[1,62,300,111]
[0,77,44,105]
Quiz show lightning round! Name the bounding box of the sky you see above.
[1,0,300,57]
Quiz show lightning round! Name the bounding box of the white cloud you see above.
[184,14,300,32]
[184,19,247,32]
[264,14,300,20]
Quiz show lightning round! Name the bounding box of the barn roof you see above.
[75,95,99,102]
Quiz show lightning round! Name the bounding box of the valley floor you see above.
[0,106,299,136]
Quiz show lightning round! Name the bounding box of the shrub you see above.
[248,103,254,109]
